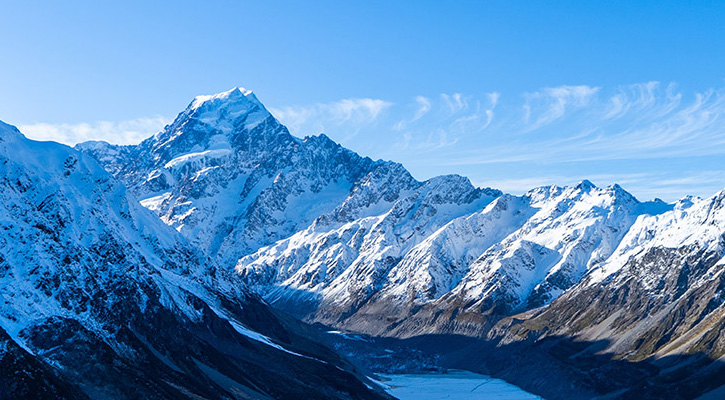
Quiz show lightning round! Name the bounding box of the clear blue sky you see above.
[1,1,724,201]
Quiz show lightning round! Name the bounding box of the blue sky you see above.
[1,1,724,201]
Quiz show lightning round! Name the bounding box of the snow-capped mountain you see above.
[0,120,390,400]
[240,178,673,336]
[76,88,690,333]
[438,182,670,310]
[501,189,725,354]
[78,87,404,265]
[237,174,500,320]
[480,189,725,399]
[77,87,725,399]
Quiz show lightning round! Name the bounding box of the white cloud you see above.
[445,84,725,166]
[389,92,500,153]
[412,96,431,121]
[441,93,467,114]
[603,82,681,121]
[19,116,170,146]
[269,98,392,139]
[522,85,600,130]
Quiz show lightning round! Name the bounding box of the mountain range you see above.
[0,87,722,399]
[0,118,389,399]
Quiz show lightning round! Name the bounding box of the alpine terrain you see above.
[15,85,718,400]
[0,119,392,400]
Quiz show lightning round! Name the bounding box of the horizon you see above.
[2,1,724,201]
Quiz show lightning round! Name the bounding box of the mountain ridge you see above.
[75,87,725,399]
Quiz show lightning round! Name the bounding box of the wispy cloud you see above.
[390,92,500,153]
[441,93,468,114]
[269,98,392,142]
[277,82,723,201]
[443,82,725,166]
[522,85,600,130]
[413,96,432,121]
[19,116,170,146]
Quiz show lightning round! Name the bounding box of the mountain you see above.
[79,87,518,328]
[480,190,725,398]
[0,120,391,400]
[78,87,725,399]
[238,173,500,322]
[240,178,673,337]
[78,88,416,266]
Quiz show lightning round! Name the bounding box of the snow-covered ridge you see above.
[586,189,725,286]
[238,177,677,322]
[235,173,500,305]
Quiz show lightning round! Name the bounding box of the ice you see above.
[378,370,542,400]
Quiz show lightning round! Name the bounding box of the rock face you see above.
[0,120,390,400]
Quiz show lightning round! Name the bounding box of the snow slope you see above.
[239,178,671,330]
[237,174,500,317]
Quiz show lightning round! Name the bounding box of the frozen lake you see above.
[378,370,543,400]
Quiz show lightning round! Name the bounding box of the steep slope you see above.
[432,183,669,313]
[0,120,390,400]
[237,174,500,321]
[504,190,725,354]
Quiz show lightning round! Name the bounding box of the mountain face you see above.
[78,88,406,265]
[0,120,391,400]
[78,86,502,323]
[239,178,673,337]
[482,190,725,398]
[78,87,725,399]
[238,173,500,322]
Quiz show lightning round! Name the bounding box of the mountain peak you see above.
[185,87,270,125]
[189,87,261,111]
[576,179,596,191]
[148,86,276,150]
